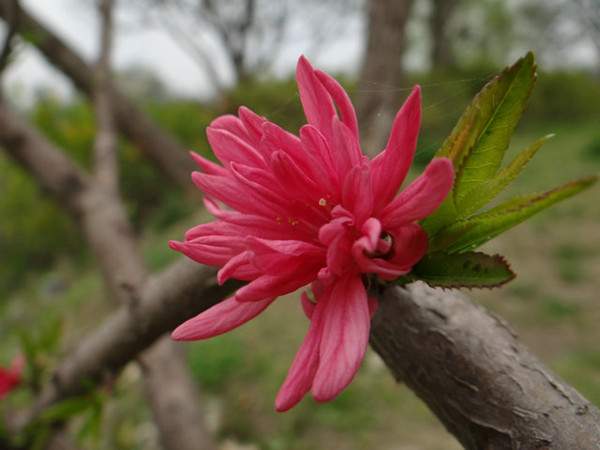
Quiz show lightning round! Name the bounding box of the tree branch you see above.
[0,0,194,190]
[0,71,217,449]
[93,0,118,193]
[370,282,600,449]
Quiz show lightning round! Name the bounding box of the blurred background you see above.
[0,0,599,449]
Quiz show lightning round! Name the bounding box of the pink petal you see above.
[270,151,323,202]
[207,127,265,168]
[171,296,274,341]
[210,114,249,140]
[331,117,362,180]
[361,217,382,251]
[380,157,454,228]
[217,251,254,284]
[371,86,422,210]
[275,298,326,412]
[235,266,319,302]
[169,240,232,266]
[191,172,274,217]
[386,223,428,270]
[238,106,266,146]
[300,291,315,319]
[315,69,359,141]
[312,275,370,402]
[296,55,336,141]
[342,164,373,227]
[190,151,228,176]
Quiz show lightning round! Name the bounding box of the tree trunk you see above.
[356,0,415,155]
[370,282,600,450]
[429,0,458,69]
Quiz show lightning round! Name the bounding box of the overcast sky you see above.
[4,0,364,102]
[3,1,598,104]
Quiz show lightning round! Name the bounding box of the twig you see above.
[0,0,194,190]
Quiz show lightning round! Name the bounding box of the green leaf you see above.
[456,134,553,217]
[453,52,537,199]
[427,52,537,233]
[431,176,598,254]
[409,252,515,288]
[40,397,91,422]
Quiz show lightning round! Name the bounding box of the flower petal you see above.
[190,151,228,176]
[207,127,266,168]
[312,275,370,402]
[380,157,454,228]
[275,298,326,412]
[342,164,373,227]
[296,55,336,141]
[315,69,359,141]
[371,86,422,210]
[171,296,274,341]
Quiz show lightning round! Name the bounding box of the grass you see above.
[1,121,599,450]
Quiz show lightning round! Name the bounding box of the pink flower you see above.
[0,356,24,399]
[169,56,454,411]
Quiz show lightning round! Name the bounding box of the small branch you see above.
[0,75,217,449]
[17,259,237,430]
[0,0,194,190]
[370,282,600,449]
[0,0,18,78]
[93,0,118,192]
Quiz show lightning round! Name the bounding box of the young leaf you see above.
[425,52,537,234]
[456,134,553,217]
[409,252,515,288]
[452,52,537,201]
[431,176,598,254]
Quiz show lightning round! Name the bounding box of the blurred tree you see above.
[429,0,459,69]
[572,0,600,68]
[115,65,171,102]
[357,0,415,154]
[451,0,514,66]
[128,0,361,96]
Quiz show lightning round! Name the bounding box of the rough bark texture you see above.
[370,282,600,450]
[0,0,194,190]
[356,0,415,154]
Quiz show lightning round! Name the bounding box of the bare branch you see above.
[370,283,600,449]
[93,0,118,192]
[0,0,18,77]
[0,0,195,190]
[0,72,217,450]
[17,259,237,430]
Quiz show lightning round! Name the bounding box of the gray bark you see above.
[356,0,415,154]
[370,282,600,450]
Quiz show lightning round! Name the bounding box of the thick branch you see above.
[0,0,194,189]
[0,87,217,450]
[370,283,600,450]
[21,260,237,427]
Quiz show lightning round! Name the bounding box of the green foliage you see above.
[416,53,597,288]
[0,155,82,294]
[431,176,596,254]
[406,252,515,288]
[442,52,537,202]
